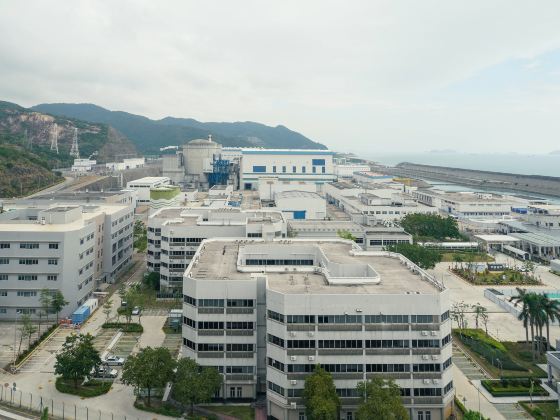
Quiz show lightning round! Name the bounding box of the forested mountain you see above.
[33,103,326,153]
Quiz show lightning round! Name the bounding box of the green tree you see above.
[40,408,49,420]
[385,243,442,269]
[356,378,408,420]
[144,272,160,291]
[542,296,560,351]
[122,347,176,406]
[464,411,490,420]
[51,291,68,323]
[39,289,52,323]
[54,334,101,388]
[102,299,113,321]
[472,303,487,330]
[337,229,357,241]
[18,314,37,354]
[303,365,340,420]
[173,358,222,414]
[400,213,461,241]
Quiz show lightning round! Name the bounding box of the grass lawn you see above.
[482,379,548,397]
[454,329,547,378]
[520,401,560,419]
[55,377,112,398]
[452,268,541,285]
[441,252,494,262]
[163,326,182,334]
[134,398,182,417]
[128,284,182,310]
[200,405,255,420]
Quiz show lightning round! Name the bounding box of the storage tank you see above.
[183,136,222,177]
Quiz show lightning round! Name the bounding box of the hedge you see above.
[55,377,112,398]
[134,398,182,417]
[482,379,549,397]
[101,322,143,332]
[15,324,58,365]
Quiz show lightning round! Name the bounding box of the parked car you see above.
[90,366,118,379]
[132,306,141,315]
[121,300,128,307]
[103,355,125,366]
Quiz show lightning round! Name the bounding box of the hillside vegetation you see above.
[0,100,138,197]
[33,103,327,153]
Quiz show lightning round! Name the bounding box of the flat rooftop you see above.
[276,190,323,199]
[287,220,363,231]
[151,207,284,227]
[127,177,169,184]
[188,239,442,295]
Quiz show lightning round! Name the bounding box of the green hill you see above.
[0,101,138,197]
[32,103,327,153]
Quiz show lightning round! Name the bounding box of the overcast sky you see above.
[2,1,560,154]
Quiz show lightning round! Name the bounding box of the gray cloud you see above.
[1,0,560,153]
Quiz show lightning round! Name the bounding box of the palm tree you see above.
[542,296,560,352]
[510,288,531,345]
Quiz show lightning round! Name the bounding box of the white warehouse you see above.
[181,239,453,420]
[126,176,171,204]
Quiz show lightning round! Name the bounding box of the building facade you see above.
[147,208,287,292]
[0,203,134,320]
[181,239,453,420]
[126,176,171,204]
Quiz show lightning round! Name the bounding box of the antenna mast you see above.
[69,127,80,158]
[50,123,59,154]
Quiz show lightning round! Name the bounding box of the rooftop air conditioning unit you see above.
[422,355,429,360]
[290,380,297,386]
[290,402,297,409]
[290,356,297,361]
[423,379,431,384]
[433,379,440,384]
[431,331,437,336]
[308,331,314,337]
[421,331,428,336]
[431,355,439,360]
[308,356,315,361]
[290,331,297,337]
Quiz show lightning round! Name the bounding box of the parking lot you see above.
[16,328,72,373]
[0,322,54,371]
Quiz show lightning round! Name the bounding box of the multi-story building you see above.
[181,238,453,420]
[0,203,134,320]
[287,220,412,250]
[236,149,335,192]
[147,208,286,292]
[326,182,436,226]
[126,176,171,204]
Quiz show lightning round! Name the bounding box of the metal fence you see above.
[0,387,145,420]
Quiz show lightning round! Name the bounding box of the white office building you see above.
[181,239,453,419]
[126,176,171,204]
[147,208,286,292]
[71,158,97,172]
[0,203,134,320]
[326,182,436,226]
[237,149,335,192]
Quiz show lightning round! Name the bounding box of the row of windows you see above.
[245,259,314,266]
[253,163,327,174]
[268,312,446,324]
[183,295,255,308]
[369,239,410,246]
[1,243,59,249]
[267,335,451,349]
[0,258,58,265]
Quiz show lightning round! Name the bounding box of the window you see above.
[18,275,37,281]
[0,308,6,314]
[425,412,431,420]
[268,357,285,372]
[227,299,254,307]
[287,340,315,349]
[302,166,306,173]
[17,291,37,297]
[0,243,10,249]
[236,387,242,398]
[227,343,254,352]
[0,275,8,280]
[20,243,39,249]
[226,322,254,330]
[0,259,8,265]
[282,166,286,173]
[318,315,361,324]
[16,308,36,314]
[411,315,435,324]
[198,299,224,307]
[364,314,408,324]
[19,259,38,265]
[312,159,325,166]
[318,340,361,349]
[299,413,305,420]
[198,321,224,330]
[48,243,59,249]
[292,166,296,173]
[226,365,253,374]
[253,165,266,173]
[267,334,285,348]
[47,275,58,281]
[0,291,7,297]
[230,387,236,398]
[267,381,285,396]
[312,166,316,173]
[287,315,315,324]
[418,412,424,420]
[346,413,353,420]
[322,166,325,173]
[272,166,277,173]
[197,343,224,352]
[48,259,58,265]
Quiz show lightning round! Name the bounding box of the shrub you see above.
[55,377,112,398]
[101,322,143,332]
[15,324,58,365]
[134,398,182,417]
